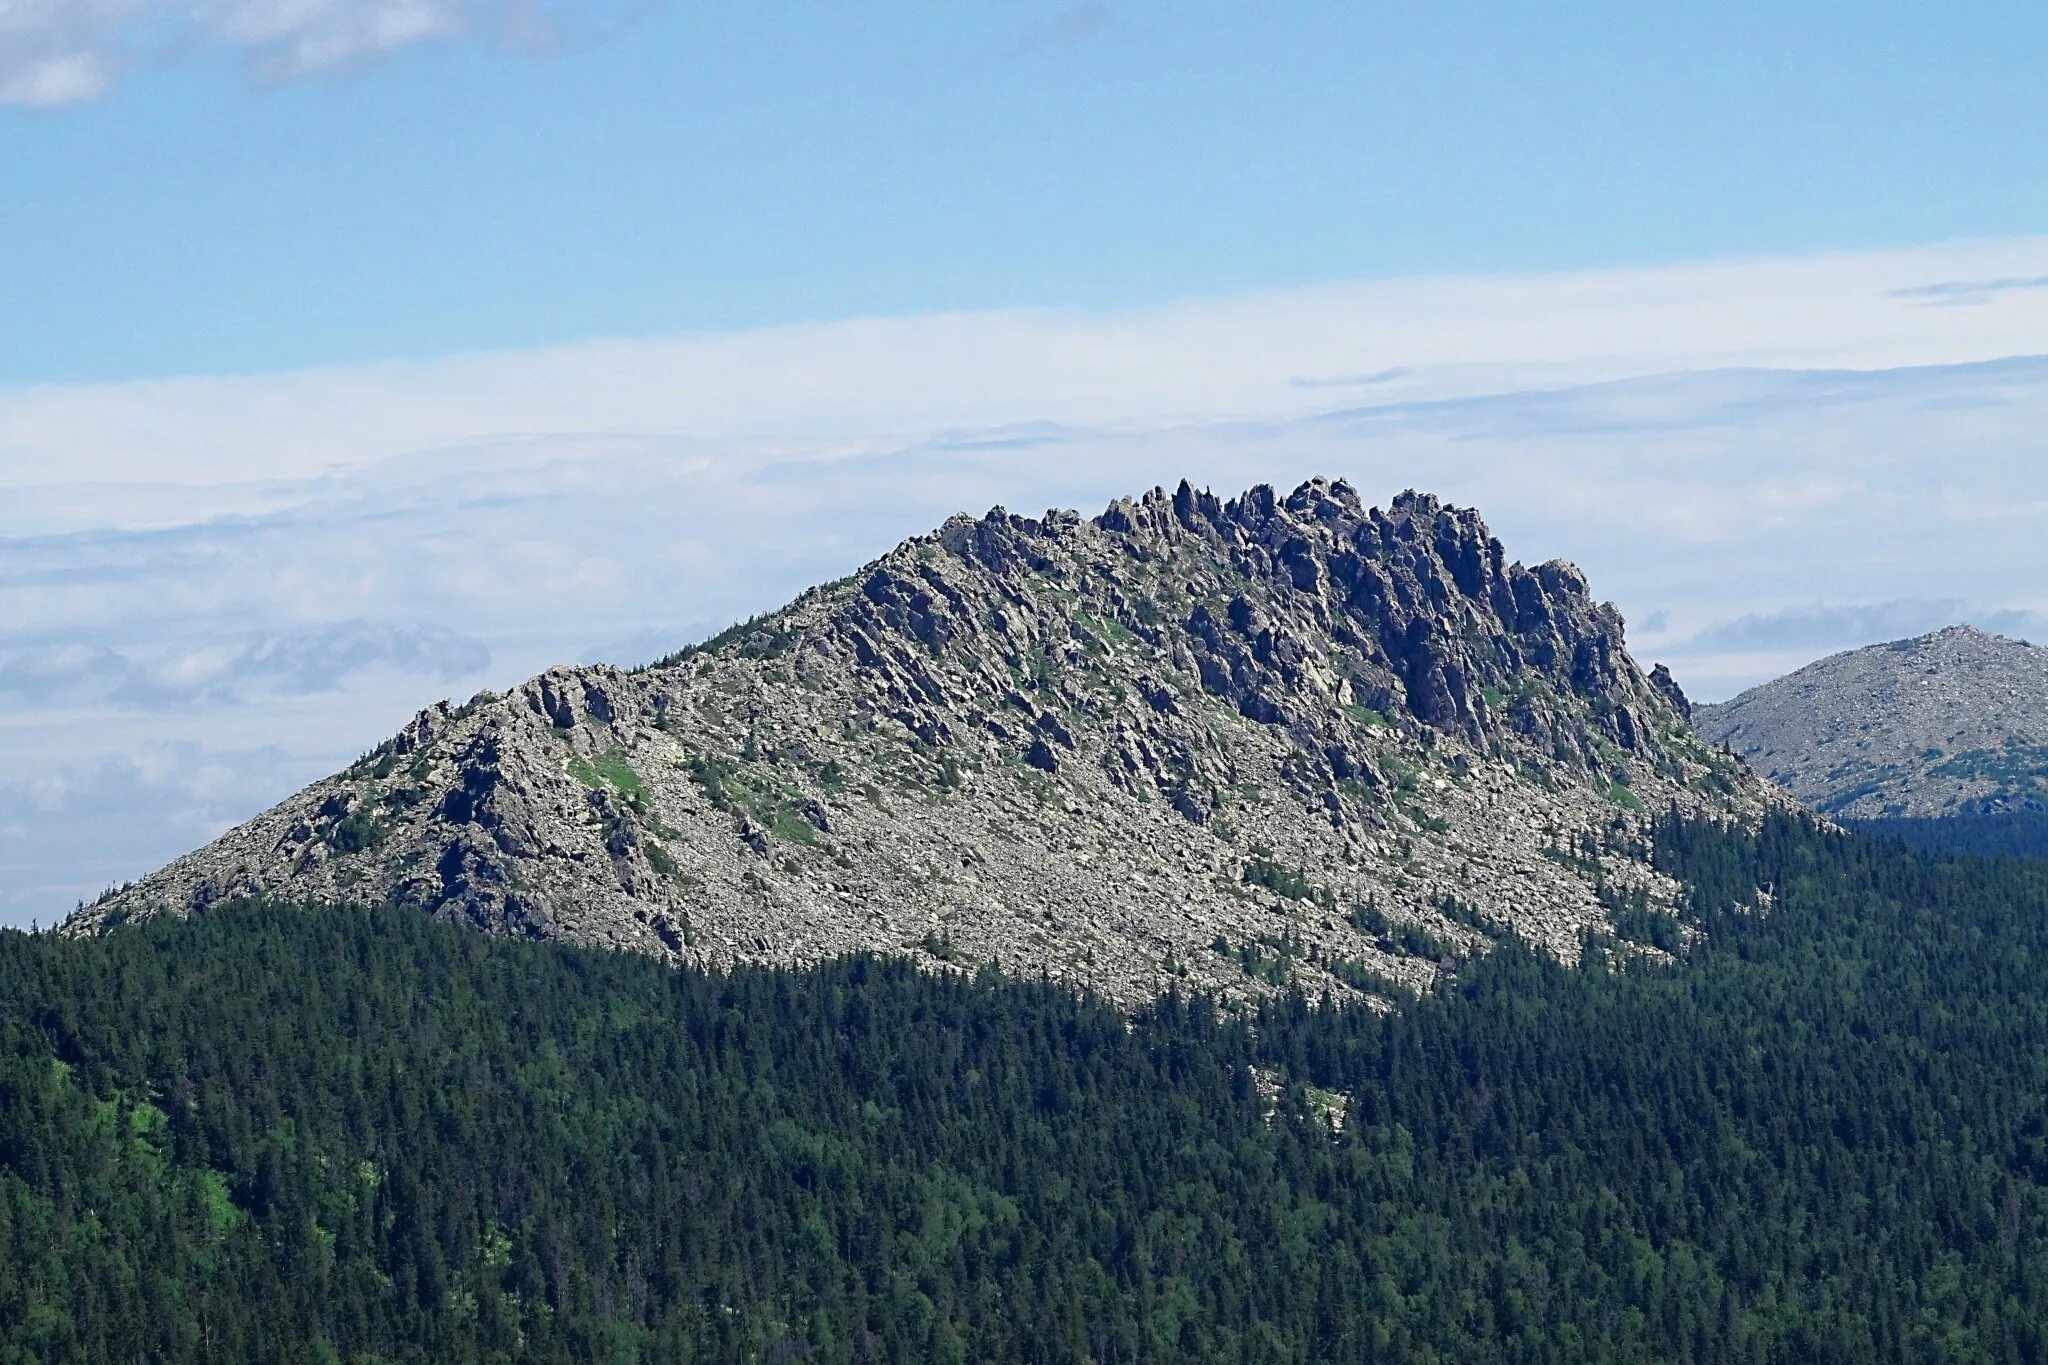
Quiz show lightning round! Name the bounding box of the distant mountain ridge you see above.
[1696,625,2048,820]
[71,478,1765,1003]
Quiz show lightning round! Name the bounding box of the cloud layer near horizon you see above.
[2,240,2047,925]
[8,236,2048,504]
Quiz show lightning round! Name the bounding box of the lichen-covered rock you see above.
[71,478,1769,1006]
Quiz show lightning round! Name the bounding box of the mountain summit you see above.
[1697,624,2048,820]
[73,479,1762,1002]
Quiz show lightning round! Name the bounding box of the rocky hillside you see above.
[72,479,1764,1005]
[1697,625,2048,820]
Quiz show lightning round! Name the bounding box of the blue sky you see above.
[6,1,2048,383]
[3,2,2048,925]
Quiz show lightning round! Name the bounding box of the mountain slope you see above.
[72,478,1762,1002]
[1697,625,2048,820]
[15,814,2048,1362]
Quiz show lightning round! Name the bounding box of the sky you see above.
[2,2,2046,925]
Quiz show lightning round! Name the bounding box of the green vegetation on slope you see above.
[4,814,2048,1362]
[1847,809,2048,862]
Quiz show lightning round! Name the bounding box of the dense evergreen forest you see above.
[1849,810,2048,862]
[6,813,2048,1363]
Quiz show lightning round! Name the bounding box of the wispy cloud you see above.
[0,740,313,920]
[209,0,464,84]
[1675,601,2048,655]
[0,621,491,708]
[6,238,2048,498]
[1889,275,2048,307]
[1289,368,1411,390]
[0,0,630,106]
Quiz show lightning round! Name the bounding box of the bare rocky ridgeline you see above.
[1696,624,2048,820]
[71,479,1768,1005]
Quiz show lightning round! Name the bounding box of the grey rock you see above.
[1649,664,1693,722]
[1696,625,2048,819]
[71,478,1770,1007]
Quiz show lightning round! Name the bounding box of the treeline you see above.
[4,812,2048,1362]
[1848,809,2048,862]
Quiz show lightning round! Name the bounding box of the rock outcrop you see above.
[72,479,1765,1005]
[1697,624,2048,819]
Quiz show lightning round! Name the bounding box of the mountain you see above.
[1696,625,2048,821]
[71,478,1763,1002]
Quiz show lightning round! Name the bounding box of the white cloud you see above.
[5,354,2044,700]
[0,740,320,921]
[0,620,492,707]
[1890,275,2048,305]
[6,237,2048,501]
[0,0,611,105]
[1674,602,2048,656]
[201,0,463,81]
[0,0,144,106]
[0,47,121,104]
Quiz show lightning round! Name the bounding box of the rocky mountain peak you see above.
[855,479,1664,757]
[1697,625,2048,819]
[74,478,1765,1005]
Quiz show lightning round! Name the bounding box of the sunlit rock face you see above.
[74,478,1765,1006]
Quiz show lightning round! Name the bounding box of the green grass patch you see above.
[769,809,821,846]
[569,750,647,802]
[1073,609,1137,649]
[684,749,824,847]
[1605,781,1647,813]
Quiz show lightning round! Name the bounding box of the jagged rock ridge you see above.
[1697,624,2048,819]
[73,479,1764,1004]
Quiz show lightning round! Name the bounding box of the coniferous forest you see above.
[5,813,2048,1363]
[1850,810,2048,863]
